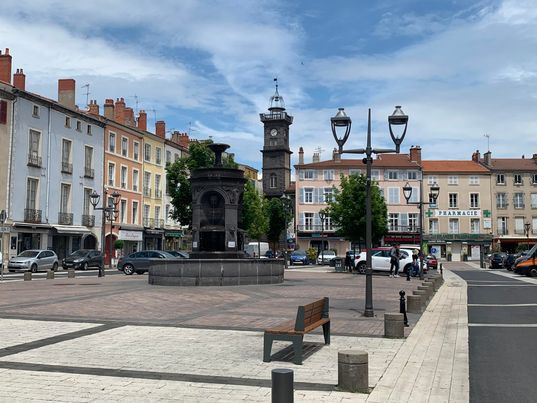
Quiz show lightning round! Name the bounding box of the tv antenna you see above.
[147,109,157,124]
[81,84,90,107]
[188,121,198,136]
[315,146,325,159]
[484,134,490,152]
[131,95,139,114]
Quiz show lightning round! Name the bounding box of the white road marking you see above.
[469,323,537,327]
[468,284,535,287]
[468,303,537,307]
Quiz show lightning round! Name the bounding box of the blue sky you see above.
[2,0,536,172]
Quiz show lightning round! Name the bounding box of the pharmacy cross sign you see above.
[483,210,491,218]
[426,209,434,218]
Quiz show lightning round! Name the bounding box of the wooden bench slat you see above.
[304,318,329,334]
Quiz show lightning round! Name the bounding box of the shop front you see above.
[119,225,144,255]
[424,233,492,262]
[144,228,164,250]
[297,231,349,256]
[51,225,91,260]
[164,229,183,251]
[10,222,52,259]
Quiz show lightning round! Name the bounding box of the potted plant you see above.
[113,240,124,267]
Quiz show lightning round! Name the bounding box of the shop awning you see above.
[120,224,144,231]
[52,225,91,235]
[13,222,52,229]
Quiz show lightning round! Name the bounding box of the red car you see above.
[426,255,438,270]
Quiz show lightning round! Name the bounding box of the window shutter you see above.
[299,170,304,180]
[0,100,7,125]
[299,213,305,226]
[384,171,389,180]
[314,214,321,226]
[299,188,304,204]
[400,213,408,228]
[313,188,319,204]
[399,170,406,180]
[313,170,318,180]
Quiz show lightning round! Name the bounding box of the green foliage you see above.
[306,247,317,262]
[113,240,124,250]
[327,174,388,245]
[242,181,268,246]
[166,140,238,227]
[265,198,287,251]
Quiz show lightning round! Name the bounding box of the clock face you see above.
[270,129,278,136]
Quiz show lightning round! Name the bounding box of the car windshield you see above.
[292,251,306,256]
[69,250,88,257]
[18,250,39,257]
[322,251,336,255]
[525,244,537,258]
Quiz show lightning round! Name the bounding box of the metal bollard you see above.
[68,269,75,278]
[440,263,443,275]
[272,368,293,403]
[23,272,32,281]
[399,290,409,326]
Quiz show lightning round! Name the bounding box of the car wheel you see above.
[529,268,537,278]
[290,261,294,266]
[82,262,88,271]
[135,270,144,275]
[357,262,367,274]
[31,264,37,273]
[52,262,58,272]
[123,264,135,275]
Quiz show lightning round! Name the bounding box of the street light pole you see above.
[403,181,440,280]
[319,209,326,265]
[331,106,408,317]
[0,209,6,282]
[525,222,531,239]
[280,194,293,269]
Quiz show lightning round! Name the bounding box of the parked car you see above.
[8,249,59,273]
[117,250,177,275]
[289,250,309,265]
[513,245,537,276]
[504,254,517,271]
[317,250,336,265]
[426,255,438,270]
[165,250,189,259]
[489,252,507,269]
[62,249,103,270]
[354,247,415,275]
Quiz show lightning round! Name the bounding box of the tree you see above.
[166,140,237,228]
[265,198,287,253]
[327,174,388,249]
[242,181,268,256]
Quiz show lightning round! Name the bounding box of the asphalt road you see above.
[0,269,123,282]
[454,269,537,403]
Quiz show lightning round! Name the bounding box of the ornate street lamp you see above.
[90,190,121,277]
[524,222,531,238]
[403,181,440,279]
[0,209,6,282]
[280,194,294,268]
[331,106,408,317]
[318,209,326,265]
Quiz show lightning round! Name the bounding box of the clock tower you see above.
[260,80,293,197]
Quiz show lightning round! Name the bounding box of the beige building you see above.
[422,160,493,261]
[474,150,537,252]
[294,147,422,257]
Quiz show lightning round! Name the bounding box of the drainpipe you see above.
[45,105,52,227]
[5,95,17,266]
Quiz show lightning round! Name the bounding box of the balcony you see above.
[497,229,508,236]
[496,203,508,209]
[27,154,42,167]
[133,184,138,192]
[24,208,42,223]
[155,189,162,198]
[82,214,95,227]
[514,204,525,209]
[58,212,73,225]
[297,225,338,232]
[84,167,94,178]
[61,161,73,174]
[143,217,155,228]
[143,187,152,197]
[388,225,421,233]
[155,219,164,228]
[121,182,127,189]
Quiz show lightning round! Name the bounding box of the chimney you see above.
[312,152,320,163]
[532,153,537,162]
[483,151,492,166]
[137,110,147,131]
[174,132,189,149]
[114,98,126,124]
[88,99,99,116]
[58,79,76,109]
[332,147,340,161]
[103,99,114,119]
[298,147,304,165]
[472,149,480,162]
[155,120,166,138]
[124,107,135,127]
[13,68,25,90]
[409,145,422,164]
[0,48,12,84]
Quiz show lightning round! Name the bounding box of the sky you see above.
[1,0,537,172]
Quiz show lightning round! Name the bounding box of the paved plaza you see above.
[0,266,469,402]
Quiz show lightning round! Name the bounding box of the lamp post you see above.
[0,209,6,282]
[90,190,121,277]
[524,222,531,239]
[331,106,409,317]
[280,194,294,269]
[403,181,440,280]
[318,209,326,265]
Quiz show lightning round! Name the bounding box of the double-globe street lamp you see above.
[318,209,327,265]
[402,181,440,280]
[0,209,6,282]
[331,106,409,317]
[90,190,121,277]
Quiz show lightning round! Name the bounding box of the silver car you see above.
[8,249,59,273]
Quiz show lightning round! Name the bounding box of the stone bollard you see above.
[338,350,369,393]
[417,286,431,301]
[407,295,422,313]
[421,283,434,299]
[46,270,54,280]
[429,276,440,291]
[68,269,75,278]
[413,290,428,307]
[424,280,435,295]
[23,272,32,281]
[384,313,405,338]
[271,368,293,403]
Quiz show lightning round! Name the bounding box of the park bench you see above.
[263,297,330,365]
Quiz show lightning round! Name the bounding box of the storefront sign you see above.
[119,230,143,241]
[0,226,9,233]
[165,231,183,238]
[483,218,492,229]
[435,210,481,217]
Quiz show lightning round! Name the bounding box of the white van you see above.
[244,242,270,258]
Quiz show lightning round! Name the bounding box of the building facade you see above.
[422,160,493,261]
[474,150,537,252]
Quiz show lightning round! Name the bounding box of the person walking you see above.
[389,244,401,278]
[344,251,352,272]
[411,248,419,278]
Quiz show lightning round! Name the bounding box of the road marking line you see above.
[468,303,537,307]
[468,284,535,287]
[469,323,537,327]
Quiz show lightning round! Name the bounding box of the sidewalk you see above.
[0,269,469,402]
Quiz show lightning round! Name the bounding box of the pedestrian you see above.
[389,243,400,278]
[411,249,419,277]
[344,251,352,272]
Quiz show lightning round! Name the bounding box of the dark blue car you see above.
[290,250,309,265]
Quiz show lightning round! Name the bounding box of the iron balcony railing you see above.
[24,208,42,223]
[297,225,338,232]
[143,187,152,197]
[82,214,95,227]
[27,154,42,167]
[58,212,73,225]
[61,161,73,174]
[154,189,162,198]
[84,167,94,178]
[143,217,154,228]
[133,184,138,192]
[156,219,164,228]
[388,225,421,233]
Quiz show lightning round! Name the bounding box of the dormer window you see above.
[32,105,39,117]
